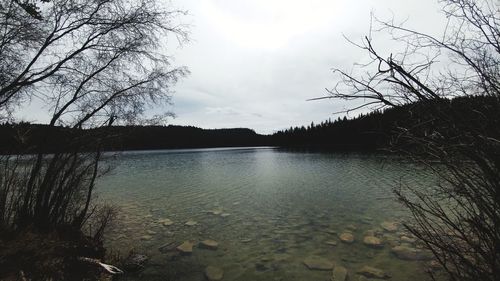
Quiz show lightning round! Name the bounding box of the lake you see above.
[98,147,437,281]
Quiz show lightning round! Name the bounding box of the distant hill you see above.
[1,95,497,154]
[0,124,270,154]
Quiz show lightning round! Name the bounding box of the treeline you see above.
[0,125,270,154]
[271,95,500,150]
[0,96,497,154]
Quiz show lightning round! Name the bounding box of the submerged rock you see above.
[325,229,337,235]
[391,245,433,261]
[205,266,224,281]
[303,256,334,271]
[400,235,416,244]
[339,232,355,244]
[185,220,198,226]
[325,240,338,246]
[200,239,219,250]
[176,241,194,254]
[260,256,273,262]
[140,235,153,240]
[356,276,371,281]
[208,209,223,215]
[346,224,357,231]
[332,265,348,281]
[357,266,391,279]
[428,260,442,271]
[380,221,398,232]
[123,253,149,272]
[159,218,174,226]
[158,241,177,253]
[363,236,383,248]
[255,263,269,272]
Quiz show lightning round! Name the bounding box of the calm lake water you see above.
[98,147,437,281]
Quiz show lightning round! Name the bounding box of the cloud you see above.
[17,0,447,135]
[166,0,446,134]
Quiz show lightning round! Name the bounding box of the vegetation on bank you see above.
[0,125,269,154]
[1,95,497,154]
[325,0,500,280]
[0,0,188,279]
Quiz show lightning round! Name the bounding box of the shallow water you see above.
[97,147,437,281]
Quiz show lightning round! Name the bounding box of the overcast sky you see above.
[162,0,446,134]
[15,0,447,134]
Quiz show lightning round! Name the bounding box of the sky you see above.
[16,0,447,134]
[164,0,446,134]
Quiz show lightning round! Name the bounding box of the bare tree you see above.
[326,0,499,280]
[0,0,188,233]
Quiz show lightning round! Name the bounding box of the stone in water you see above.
[140,235,152,240]
[357,266,391,279]
[176,241,194,254]
[303,256,334,271]
[332,265,348,281]
[363,236,383,248]
[200,239,219,250]
[339,232,354,244]
[391,245,433,261]
[380,221,398,232]
[205,266,224,281]
[159,218,174,226]
[325,240,338,246]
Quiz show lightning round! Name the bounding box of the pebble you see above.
[159,218,174,226]
[380,221,398,232]
[363,236,383,248]
[140,235,152,240]
[325,240,338,246]
[339,232,355,244]
[176,241,194,254]
[260,256,273,262]
[346,224,357,231]
[208,209,223,215]
[205,266,224,281]
[391,245,433,261]
[428,260,442,271]
[400,235,416,243]
[357,266,391,279]
[332,265,348,281]
[158,242,176,253]
[200,239,219,250]
[325,229,337,235]
[303,256,334,271]
[255,263,269,272]
[185,220,198,226]
[123,253,149,272]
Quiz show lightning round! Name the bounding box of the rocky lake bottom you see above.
[97,148,443,281]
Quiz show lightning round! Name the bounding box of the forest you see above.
[1,95,497,154]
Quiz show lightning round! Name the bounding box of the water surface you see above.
[98,147,435,281]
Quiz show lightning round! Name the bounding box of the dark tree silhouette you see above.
[324,0,499,280]
[0,0,188,278]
